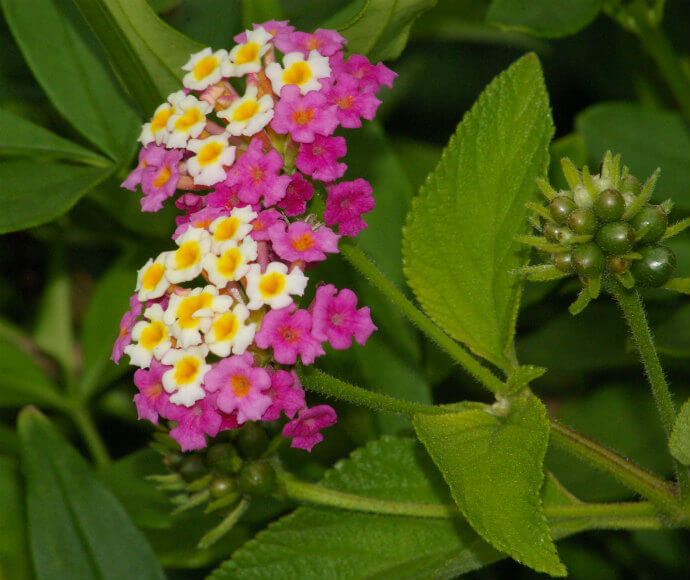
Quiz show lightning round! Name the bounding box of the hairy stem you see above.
[608,281,690,504]
[278,470,667,530]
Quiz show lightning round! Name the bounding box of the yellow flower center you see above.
[214,217,240,242]
[233,100,260,122]
[175,241,201,269]
[291,232,314,252]
[283,61,312,86]
[193,56,219,80]
[142,263,165,291]
[174,108,204,132]
[218,248,242,278]
[198,142,224,166]
[213,313,239,341]
[177,293,213,329]
[153,165,172,188]
[151,107,174,132]
[231,374,250,397]
[173,357,201,385]
[259,272,286,298]
[292,108,314,126]
[140,320,167,350]
[236,43,259,65]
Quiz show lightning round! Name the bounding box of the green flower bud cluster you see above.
[517,152,690,314]
[148,421,281,547]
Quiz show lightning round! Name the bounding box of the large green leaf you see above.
[577,102,690,210]
[209,437,506,580]
[670,398,690,465]
[333,0,437,61]
[72,0,203,114]
[403,54,554,372]
[487,0,603,38]
[0,0,140,161]
[18,409,165,580]
[0,457,31,580]
[0,108,108,164]
[413,395,565,576]
[0,337,64,408]
[0,160,114,233]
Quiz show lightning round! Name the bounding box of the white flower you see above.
[161,346,210,407]
[139,102,175,146]
[208,206,257,252]
[164,286,233,348]
[166,95,212,148]
[217,86,274,137]
[224,27,273,77]
[265,50,330,95]
[203,237,258,287]
[124,304,172,368]
[186,135,236,186]
[165,227,212,284]
[182,47,229,91]
[135,253,172,302]
[245,262,308,310]
[205,303,256,357]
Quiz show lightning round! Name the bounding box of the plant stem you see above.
[67,405,111,468]
[340,241,505,393]
[608,281,690,504]
[549,420,679,516]
[278,470,667,530]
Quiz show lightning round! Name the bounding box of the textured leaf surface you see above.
[413,395,565,576]
[403,54,553,371]
[0,0,139,160]
[19,409,165,580]
[487,0,602,38]
[670,398,690,465]
[0,160,113,233]
[209,437,506,580]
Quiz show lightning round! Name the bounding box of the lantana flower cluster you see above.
[112,21,393,453]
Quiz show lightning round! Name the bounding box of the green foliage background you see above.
[0,0,689,578]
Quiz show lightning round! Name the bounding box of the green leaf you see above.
[0,337,64,408]
[0,108,108,164]
[487,0,603,38]
[79,256,138,398]
[577,103,690,210]
[165,0,243,49]
[506,364,547,394]
[241,0,283,29]
[0,457,32,580]
[413,395,566,576]
[209,437,506,580]
[72,0,203,114]
[669,398,690,465]
[0,160,114,233]
[18,409,165,580]
[403,54,554,371]
[0,0,140,161]
[334,0,437,61]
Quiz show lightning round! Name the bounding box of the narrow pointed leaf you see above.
[0,457,31,580]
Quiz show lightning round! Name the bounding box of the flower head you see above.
[324,178,375,236]
[182,47,230,91]
[271,85,338,143]
[311,284,376,349]
[161,345,211,407]
[269,220,339,263]
[254,304,325,365]
[296,134,347,182]
[245,262,308,310]
[218,85,274,137]
[187,135,236,187]
[266,50,331,95]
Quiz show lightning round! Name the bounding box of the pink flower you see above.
[296,135,347,182]
[325,75,381,128]
[140,149,184,212]
[262,369,306,421]
[204,355,273,424]
[175,193,204,225]
[278,173,314,217]
[225,139,290,206]
[269,221,339,263]
[235,20,294,44]
[206,182,260,213]
[282,405,337,451]
[254,304,325,365]
[121,145,163,191]
[173,206,225,239]
[311,284,376,349]
[324,178,375,237]
[331,53,397,93]
[132,360,176,425]
[271,85,339,143]
[250,209,283,241]
[277,29,346,57]
[168,393,223,452]
[111,294,142,363]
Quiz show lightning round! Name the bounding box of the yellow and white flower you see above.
[182,47,229,91]
[166,95,212,149]
[265,50,331,95]
[204,303,256,357]
[139,102,175,146]
[208,206,257,252]
[135,253,172,302]
[217,86,274,137]
[203,237,258,287]
[161,346,210,407]
[245,262,308,310]
[186,135,236,186]
[164,285,233,348]
[124,304,172,367]
[165,227,212,284]
[224,27,273,77]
